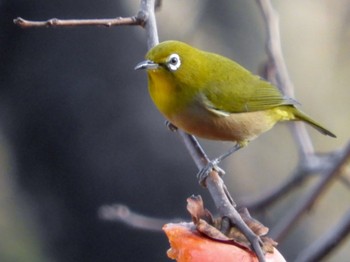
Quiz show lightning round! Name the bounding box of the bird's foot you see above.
[197,159,225,186]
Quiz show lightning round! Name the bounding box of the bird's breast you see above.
[148,71,196,118]
[170,104,279,143]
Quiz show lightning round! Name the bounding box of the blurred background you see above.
[0,0,349,261]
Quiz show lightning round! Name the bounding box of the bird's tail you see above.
[292,108,336,138]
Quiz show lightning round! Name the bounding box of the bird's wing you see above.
[202,75,297,115]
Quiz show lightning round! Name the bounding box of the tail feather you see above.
[292,108,336,138]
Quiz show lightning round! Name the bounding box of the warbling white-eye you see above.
[135,41,336,178]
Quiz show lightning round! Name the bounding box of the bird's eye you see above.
[166,53,181,71]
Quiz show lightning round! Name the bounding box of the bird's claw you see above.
[197,160,225,186]
[165,121,177,132]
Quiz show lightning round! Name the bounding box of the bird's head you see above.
[135,41,202,82]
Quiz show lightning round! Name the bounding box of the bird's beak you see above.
[134,60,159,70]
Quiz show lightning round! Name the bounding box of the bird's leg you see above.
[197,143,244,184]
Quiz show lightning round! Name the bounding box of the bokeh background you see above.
[1,0,349,261]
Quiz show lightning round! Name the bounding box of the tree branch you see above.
[13,16,142,28]
[99,204,172,231]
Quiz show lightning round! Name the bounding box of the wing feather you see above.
[202,74,296,114]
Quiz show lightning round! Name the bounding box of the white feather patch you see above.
[200,93,231,117]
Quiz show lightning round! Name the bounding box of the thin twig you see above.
[177,131,210,172]
[296,207,350,262]
[99,204,173,231]
[13,16,142,28]
[270,141,350,241]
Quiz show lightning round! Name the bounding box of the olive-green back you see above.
[198,51,296,114]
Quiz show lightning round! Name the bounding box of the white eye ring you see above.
[166,53,181,71]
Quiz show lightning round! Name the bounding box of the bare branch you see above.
[256,1,293,97]
[12,0,162,30]
[13,16,142,28]
[99,204,172,231]
[177,131,210,173]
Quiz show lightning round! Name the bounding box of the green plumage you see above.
[139,40,336,140]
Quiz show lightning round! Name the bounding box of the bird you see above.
[135,40,336,180]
